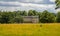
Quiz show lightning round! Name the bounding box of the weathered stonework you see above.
[22,16,39,23]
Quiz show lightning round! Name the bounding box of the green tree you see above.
[38,12,42,22]
[28,10,38,16]
[28,10,34,16]
[56,11,60,22]
[40,10,55,23]
[9,16,23,23]
[55,0,60,9]
[0,12,10,23]
[0,11,2,23]
[33,10,38,16]
[22,11,27,16]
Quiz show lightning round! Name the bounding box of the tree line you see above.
[0,10,60,23]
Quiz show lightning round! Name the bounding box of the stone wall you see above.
[22,16,39,23]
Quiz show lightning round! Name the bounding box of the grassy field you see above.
[0,23,60,36]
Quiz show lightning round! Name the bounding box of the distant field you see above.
[0,23,60,36]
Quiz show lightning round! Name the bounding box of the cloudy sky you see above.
[0,0,56,13]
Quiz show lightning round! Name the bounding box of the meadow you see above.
[0,23,60,36]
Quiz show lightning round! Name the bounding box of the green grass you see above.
[0,23,60,36]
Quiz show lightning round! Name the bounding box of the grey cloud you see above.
[0,1,21,7]
[0,4,20,7]
[0,0,55,12]
[0,0,55,4]
[0,4,55,12]
[0,0,17,2]
[0,0,43,4]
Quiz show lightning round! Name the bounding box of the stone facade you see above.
[22,16,39,23]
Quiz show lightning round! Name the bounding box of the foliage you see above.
[40,10,55,23]
[56,12,60,22]
[0,12,10,23]
[0,10,59,23]
[28,10,38,16]
[38,12,42,22]
[9,16,23,23]
[55,0,60,9]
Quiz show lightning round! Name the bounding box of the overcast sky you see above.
[0,0,56,13]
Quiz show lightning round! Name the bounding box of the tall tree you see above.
[9,16,23,23]
[56,11,60,22]
[38,12,42,22]
[22,11,27,16]
[40,10,55,23]
[28,10,34,16]
[28,10,38,16]
[0,12,10,23]
[55,0,60,9]
[33,10,38,16]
